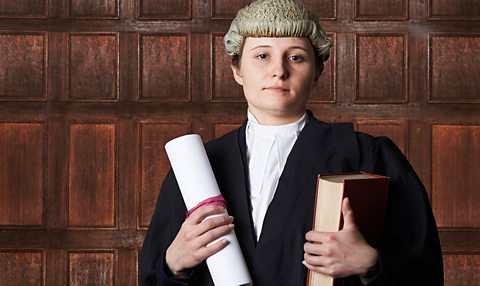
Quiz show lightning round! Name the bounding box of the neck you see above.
[248,109,306,126]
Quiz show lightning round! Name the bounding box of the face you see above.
[232,37,322,125]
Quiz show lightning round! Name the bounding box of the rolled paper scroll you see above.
[165,134,252,286]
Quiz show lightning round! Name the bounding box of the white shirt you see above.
[245,111,307,241]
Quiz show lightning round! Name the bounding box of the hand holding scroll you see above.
[166,205,235,277]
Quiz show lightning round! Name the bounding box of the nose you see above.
[271,58,288,79]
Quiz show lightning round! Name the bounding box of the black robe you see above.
[140,113,444,286]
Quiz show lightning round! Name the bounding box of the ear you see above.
[231,65,244,86]
[312,64,324,88]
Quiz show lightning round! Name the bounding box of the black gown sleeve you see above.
[139,170,193,286]
[357,134,444,285]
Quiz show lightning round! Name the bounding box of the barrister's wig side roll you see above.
[224,0,333,64]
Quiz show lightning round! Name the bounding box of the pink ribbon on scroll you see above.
[186,194,227,218]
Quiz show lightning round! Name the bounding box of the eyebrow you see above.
[249,45,310,52]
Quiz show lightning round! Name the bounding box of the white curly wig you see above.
[224,0,333,64]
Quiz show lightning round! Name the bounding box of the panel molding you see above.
[0,32,47,101]
[137,120,190,229]
[0,121,47,228]
[67,32,119,102]
[67,122,117,229]
[67,250,116,286]
[138,33,191,102]
[354,33,408,103]
[0,0,47,18]
[67,0,119,19]
[429,0,480,20]
[0,249,46,285]
[428,33,480,104]
[431,124,480,228]
[138,0,191,20]
[355,0,408,20]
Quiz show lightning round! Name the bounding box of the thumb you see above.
[342,197,356,229]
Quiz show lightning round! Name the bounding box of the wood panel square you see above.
[68,251,115,286]
[432,125,480,227]
[355,34,407,103]
[68,34,118,101]
[443,254,480,285]
[139,122,189,228]
[0,0,46,18]
[69,0,118,18]
[68,123,116,228]
[356,120,407,155]
[139,34,190,102]
[139,0,191,19]
[0,251,44,285]
[0,33,46,101]
[430,0,480,19]
[429,35,480,103]
[355,0,407,20]
[0,123,45,226]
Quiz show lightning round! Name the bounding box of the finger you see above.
[304,241,332,256]
[187,205,226,224]
[305,230,335,244]
[196,238,230,261]
[303,253,335,272]
[197,223,234,247]
[341,197,356,228]
[193,214,233,237]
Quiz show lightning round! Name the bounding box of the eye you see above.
[288,54,304,62]
[256,53,268,60]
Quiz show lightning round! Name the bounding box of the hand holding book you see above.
[303,198,379,283]
[305,172,389,286]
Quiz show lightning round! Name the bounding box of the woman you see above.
[140,0,443,285]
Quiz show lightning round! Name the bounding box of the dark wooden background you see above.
[0,0,479,285]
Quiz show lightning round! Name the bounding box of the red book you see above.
[306,172,389,286]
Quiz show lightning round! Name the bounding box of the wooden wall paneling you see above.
[0,123,46,227]
[355,33,408,103]
[443,254,480,285]
[432,124,480,228]
[67,123,117,228]
[139,34,190,102]
[310,33,336,103]
[0,32,47,101]
[211,0,251,19]
[191,33,212,102]
[214,123,242,139]
[355,119,408,155]
[46,120,68,228]
[355,0,408,20]
[68,250,116,286]
[430,0,480,19]
[0,250,45,285]
[429,34,480,103]
[138,0,191,20]
[212,0,337,19]
[46,249,65,286]
[68,33,119,102]
[211,33,244,102]
[407,120,432,198]
[117,249,138,286]
[119,32,138,102]
[68,0,119,19]
[0,0,46,18]
[299,0,336,20]
[138,121,190,229]
[117,120,137,230]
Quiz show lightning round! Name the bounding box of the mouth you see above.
[263,86,289,93]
